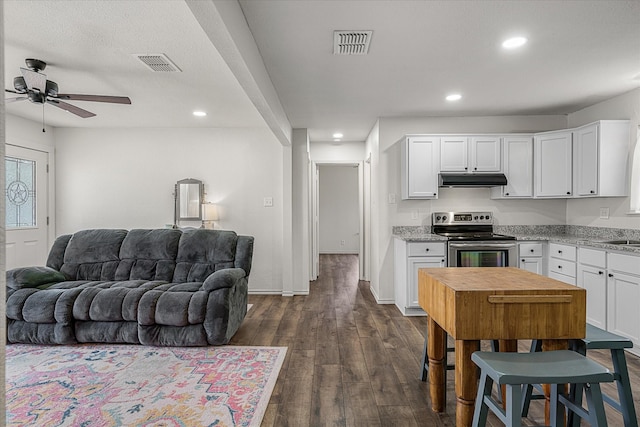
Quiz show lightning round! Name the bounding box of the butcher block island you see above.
[418,267,587,427]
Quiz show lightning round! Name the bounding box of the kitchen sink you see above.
[598,239,640,246]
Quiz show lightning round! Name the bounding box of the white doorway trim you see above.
[311,160,366,281]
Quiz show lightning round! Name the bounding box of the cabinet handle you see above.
[608,273,613,278]
[425,248,430,252]
[590,190,595,194]
[598,271,603,275]
[474,167,477,171]
[442,259,445,263]
[566,192,571,195]
[558,265,562,269]
[522,259,525,263]
[464,167,468,170]
[530,249,534,253]
[505,192,510,195]
[558,250,562,254]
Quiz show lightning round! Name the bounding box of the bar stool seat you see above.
[568,324,638,427]
[472,350,614,427]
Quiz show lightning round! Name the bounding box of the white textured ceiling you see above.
[239,0,640,141]
[4,1,640,143]
[3,0,265,130]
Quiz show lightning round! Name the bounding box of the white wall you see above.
[567,88,640,229]
[310,141,366,161]
[318,165,359,254]
[292,128,310,293]
[53,126,284,293]
[371,114,568,303]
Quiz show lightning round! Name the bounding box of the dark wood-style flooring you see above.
[230,254,640,426]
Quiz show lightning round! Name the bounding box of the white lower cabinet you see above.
[607,252,640,356]
[518,242,544,274]
[577,248,607,330]
[548,243,577,285]
[394,239,446,316]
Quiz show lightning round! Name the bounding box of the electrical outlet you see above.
[340,240,345,246]
[388,193,396,204]
[599,207,609,219]
[264,197,273,207]
[411,210,419,220]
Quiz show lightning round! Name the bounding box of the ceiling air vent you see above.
[333,31,372,55]
[133,53,182,72]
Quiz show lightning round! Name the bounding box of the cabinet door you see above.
[408,257,446,308]
[405,137,439,199]
[607,271,640,350]
[534,131,573,197]
[574,123,599,197]
[470,137,501,172]
[502,137,533,197]
[578,265,607,329]
[440,136,468,172]
[520,258,542,275]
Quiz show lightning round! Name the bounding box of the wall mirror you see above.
[175,178,204,222]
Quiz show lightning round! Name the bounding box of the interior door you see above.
[5,145,50,269]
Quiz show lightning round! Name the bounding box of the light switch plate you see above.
[388,193,396,204]
[599,207,609,219]
[264,197,273,207]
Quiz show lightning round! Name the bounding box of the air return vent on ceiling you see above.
[333,31,372,55]
[133,53,182,72]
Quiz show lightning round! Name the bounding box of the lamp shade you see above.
[202,203,219,221]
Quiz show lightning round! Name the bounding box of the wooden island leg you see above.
[428,317,446,412]
[455,339,480,427]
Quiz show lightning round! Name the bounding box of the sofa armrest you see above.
[6,266,66,290]
[201,268,247,292]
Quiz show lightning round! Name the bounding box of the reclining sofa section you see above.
[6,228,254,346]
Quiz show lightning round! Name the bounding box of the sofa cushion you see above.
[59,229,128,280]
[115,229,181,281]
[173,229,237,282]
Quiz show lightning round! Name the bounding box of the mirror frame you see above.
[175,178,204,222]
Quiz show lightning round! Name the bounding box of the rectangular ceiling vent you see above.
[133,53,182,72]
[333,31,372,55]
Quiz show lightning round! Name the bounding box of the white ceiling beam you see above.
[185,0,292,146]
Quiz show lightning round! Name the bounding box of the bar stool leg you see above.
[505,384,524,427]
[585,383,609,427]
[472,371,493,427]
[611,349,639,427]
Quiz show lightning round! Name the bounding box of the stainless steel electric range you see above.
[432,211,517,267]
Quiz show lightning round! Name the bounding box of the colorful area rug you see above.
[6,344,286,427]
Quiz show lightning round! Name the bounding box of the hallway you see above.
[231,254,639,426]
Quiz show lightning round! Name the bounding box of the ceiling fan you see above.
[5,58,131,119]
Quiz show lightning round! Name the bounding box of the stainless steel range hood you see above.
[438,173,507,187]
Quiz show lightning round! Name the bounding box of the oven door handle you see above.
[448,241,517,249]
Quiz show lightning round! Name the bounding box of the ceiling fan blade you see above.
[47,99,96,118]
[20,67,47,92]
[5,96,28,103]
[56,94,131,104]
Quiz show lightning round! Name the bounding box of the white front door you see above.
[5,144,50,269]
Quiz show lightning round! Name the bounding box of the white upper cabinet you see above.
[534,130,573,198]
[573,120,630,197]
[440,136,501,172]
[470,136,502,172]
[440,136,469,171]
[401,136,440,199]
[492,136,533,198]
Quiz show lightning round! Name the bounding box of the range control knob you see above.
[474,216,479,220]
[436,216,441,221]
[480,215,484,220]
[442,216,447,222]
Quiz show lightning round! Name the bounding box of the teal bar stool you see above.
[472,350,613,427]
[568,324,638,427]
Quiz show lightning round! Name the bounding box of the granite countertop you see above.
[392,225,640,254]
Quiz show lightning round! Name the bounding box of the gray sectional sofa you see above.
[6,228,253,346]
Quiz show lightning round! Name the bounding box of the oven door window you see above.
[457,250,508,267]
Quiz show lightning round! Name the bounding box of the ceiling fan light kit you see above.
[5,58,132,129]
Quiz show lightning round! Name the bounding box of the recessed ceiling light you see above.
[332,132,343,139]
[193,111,207,117]
[502,37,527,49]
[446,94,462,101]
